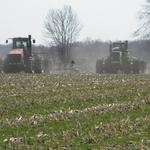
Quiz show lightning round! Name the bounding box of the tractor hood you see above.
[9,48,23,55]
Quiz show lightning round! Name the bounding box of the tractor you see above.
[96,41,146,74]
[3,35,43,73]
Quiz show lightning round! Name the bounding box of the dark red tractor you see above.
[3,35,43,73]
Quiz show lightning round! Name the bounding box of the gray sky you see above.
[0,0,144,45]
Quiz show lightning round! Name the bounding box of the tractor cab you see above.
[110,41,128,64]
[12,38,28,49]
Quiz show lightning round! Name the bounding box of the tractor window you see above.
[16,41,27,48]
[14,41,28,49]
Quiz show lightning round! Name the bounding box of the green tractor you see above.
[96,41,146,74]
[3,35,43,73]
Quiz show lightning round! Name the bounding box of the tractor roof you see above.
[13,37,29,40]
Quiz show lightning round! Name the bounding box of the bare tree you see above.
[44,5,82,66]
[134,0,150,39]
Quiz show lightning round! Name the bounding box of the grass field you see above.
[0,73,150,149]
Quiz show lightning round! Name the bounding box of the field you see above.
[0,73,150,149]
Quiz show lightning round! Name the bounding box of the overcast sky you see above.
[0,0,145,45]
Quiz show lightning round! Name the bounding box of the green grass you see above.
[0,74,150,149]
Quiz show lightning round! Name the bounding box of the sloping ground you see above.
[0,74,150,149]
